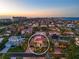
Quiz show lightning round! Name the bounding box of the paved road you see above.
[11,57,16,59]
[23,48,46,59]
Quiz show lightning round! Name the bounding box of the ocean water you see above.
[64,17,79,20]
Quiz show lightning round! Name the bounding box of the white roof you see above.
[9,36,24,41]
[0,38,4,43]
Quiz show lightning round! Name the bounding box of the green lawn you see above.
[63,39,79,59]
[0,53,3,59]
[8,46,24,52]
[3,54,10,59]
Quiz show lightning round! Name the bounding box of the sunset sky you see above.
[0,0,79,17]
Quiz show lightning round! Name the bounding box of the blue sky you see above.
[0,0,79,17]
